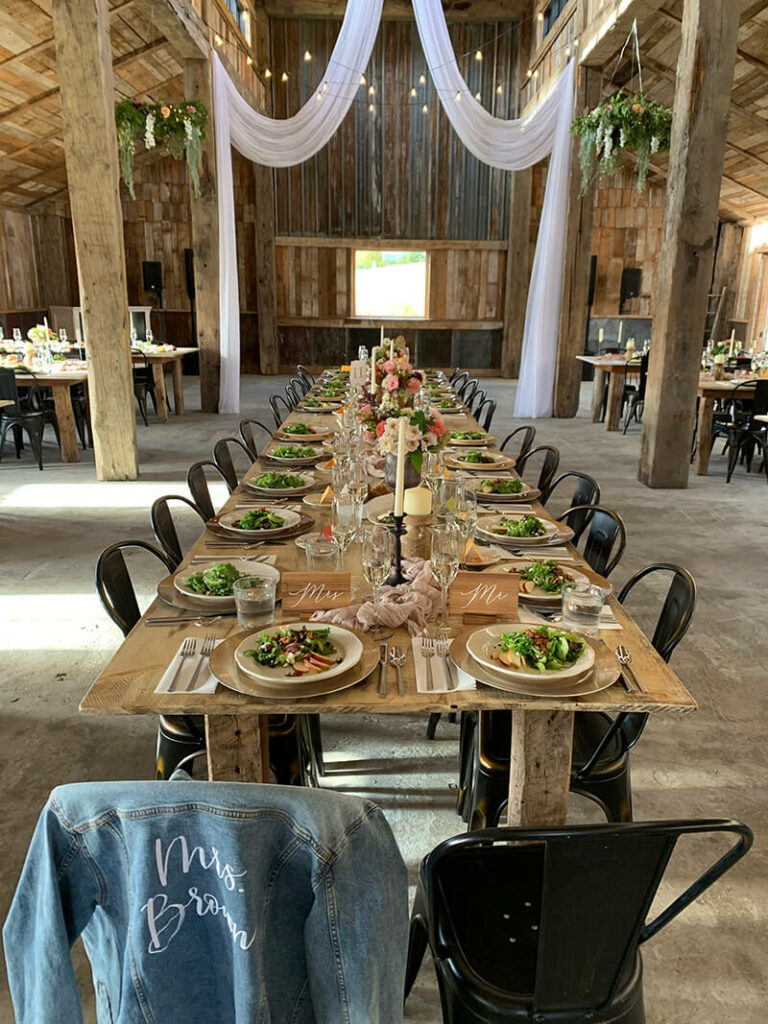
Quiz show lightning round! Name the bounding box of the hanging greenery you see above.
[115,98,208,200]
[570,90,673,195]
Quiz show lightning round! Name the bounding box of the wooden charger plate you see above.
[206,512,315,542]
[449,626,620,699]
[209,628,379,699]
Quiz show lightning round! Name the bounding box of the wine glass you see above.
[430,523,461,637]
[347,460,368,506]
[361,524,394,640]
[423,450,444,502]
[331,494,358,571]
[59,328,67,347]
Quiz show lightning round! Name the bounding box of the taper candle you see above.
[617,320,623,349]
[370,348,376,393]
[389,336,394,360]
[394,416,406,517]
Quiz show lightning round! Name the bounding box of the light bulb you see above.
[455,90,462,101]
[281,71,289,83]
[496,84,503,94]
[214,34,223,46]
[474,49,483,61]
[533,70,539,79]
[526,68,533,78]
[419,73,426,85]
[316,93,322,101]
[537,11,544,21]
[368,103,375,113]
[422,103,428,113]
[573,38,579,47]
[368,85,375,95]
[475,91,481,101]
[304,50,312,61]
[360,74,366,85]
[322,81,328,92]
[565,46,571,57]
[410,87,417,97]
[246,55,253,66]
[264,68,272,78]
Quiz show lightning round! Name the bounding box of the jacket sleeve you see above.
[3,801,100,1024]
[305,805,409,1024]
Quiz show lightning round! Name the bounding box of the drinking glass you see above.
[347,460,368,506]
[233,576,277,629]
[561,582,605,636]
[0,327,4,342]
[331,494,358,571]
[13,328,22,344]
[59,328,67,346]
[430,523,461,637]
[423,450,444,502]
[146,327,154,344]
[361,524,394,640]
[358,345,368,361]
[305,537,339,571]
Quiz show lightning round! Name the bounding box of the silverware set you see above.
[168,635,216,692]
[420,636,456,690]
[147,613,235,627]
[616,644,648,694]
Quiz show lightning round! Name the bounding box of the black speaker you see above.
[587,255,597,307]
[620,267,642,305]
[184,249,195,305]
[142,260,163,307]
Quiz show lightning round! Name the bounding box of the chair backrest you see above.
[269,393,291,427]
[290,374,310,397]
[557,503,627,577]
[750,379,768,419]
[186,460,232,520]
[448,366,462,383]
[460,377,479,403]
[466,387,487,414]
[284,382,300,409]
[297,364,315,387]
[636,352,650,398]
[150,495,207,568]
[542,471,600,539]
[475,397,496,431]
[130,349,151,384]
[618,563,697,664]
[213,436,253,490]
[421,820,752,1012]
[239,418,271,459]
[500,425,536,463]
[452,371,469,393]
[95,540,175,637]
[517,444,560,494]
[0,368,22,415]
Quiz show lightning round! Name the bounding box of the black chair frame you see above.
[186,459,233,520]
[150,494,208,568]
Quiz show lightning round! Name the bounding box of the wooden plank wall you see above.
[0,204,76,308]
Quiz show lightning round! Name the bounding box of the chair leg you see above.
[570,766,633,823]
[426,713,441,740]
[25,421,44,470]
[155,723,204,780]
[0,419,9,462]
[404,890,429,1001]
[12,423,23,458]
[725,432,742,483]
[136,390,149,426]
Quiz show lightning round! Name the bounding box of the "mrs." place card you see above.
[281,572,352,612]
[449,570,519,620]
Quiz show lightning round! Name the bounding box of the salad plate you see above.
[482,560,612,605]
[302,491,336,508]
[444,450,514,471]
[168,560,280,610]
[476,513,563,545]
[465,623,595,683]
[301,399,342,413]
[244,471,315,496]
[274,424,333,442]
[469,478,539,501]
[261,445,325,467]
[449,432,496,447]
[218,507,301,536]
[234,623,363,683]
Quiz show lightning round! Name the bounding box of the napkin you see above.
[411,636,476,694]
[155,637,223,694]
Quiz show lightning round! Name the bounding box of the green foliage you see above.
[570,90,672,195]
[355,250,426,271]
[114,98,208,199]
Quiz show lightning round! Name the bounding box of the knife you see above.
[378,642,388,696]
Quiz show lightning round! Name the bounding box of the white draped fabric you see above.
[212,0,573,416]
[412,0,575,417]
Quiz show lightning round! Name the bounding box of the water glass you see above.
[13,328,22,344]
[233,576,277,630]
[561,582,605,636]
[424,451,444,500]
[358,345,368,361]
[305,537,340,571]
[430,523,461,637]
[331,494,359,571]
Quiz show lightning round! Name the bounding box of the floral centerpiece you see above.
[571,89,672,194]
[376,408,447,490]
[27,324,57,346]
[373,335,408,364]
[376,356,423,413]
[115,98,208,200]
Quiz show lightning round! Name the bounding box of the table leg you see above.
[604,372,624,431]
[152,363,168,423]
[205,715,270,781]
[694,396,714,476]
[51,384,80,463]
[507,709,574,826]
[170,358,184,415]
[590,367,606,423]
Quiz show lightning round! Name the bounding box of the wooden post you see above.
[254,162,280,375]
[184,58,221,414]
[639,0,740,488]
[507,710,574,826]
[710,221,744,339]
[553,65,602,417]
[51,0,138,480]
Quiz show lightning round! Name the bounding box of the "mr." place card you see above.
[449,570,519,620]
[281,572,352,612]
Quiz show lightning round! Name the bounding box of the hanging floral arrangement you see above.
[570,90,672,195]
[115,98,208,200]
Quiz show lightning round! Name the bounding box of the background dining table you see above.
[694,376,757,476]
[13,367,88,462]
[80,376,697,827]
[132,347,196,422]
[576,354,643,431]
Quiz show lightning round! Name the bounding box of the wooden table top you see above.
[81,378,696,720]
[576,355,643,371]
[133,347,197,362]
[698,376,757,395]
[14,369,88,385]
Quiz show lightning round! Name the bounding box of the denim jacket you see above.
[4,781,409,1024]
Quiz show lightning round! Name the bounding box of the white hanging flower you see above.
[650,135,660,154]
[604,132,613,162]
[595,122,603,154]
[619,128,627,149]
[184,116,193,141]
[144,113,156,150]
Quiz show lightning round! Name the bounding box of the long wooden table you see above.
[576,355,643,431]
[81,378,696,827]
[14,368,88,462]
[694,377,757,476]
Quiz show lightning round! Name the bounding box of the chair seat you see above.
[572,712,626,774]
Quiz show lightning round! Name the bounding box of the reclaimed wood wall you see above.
[0,204,76,309]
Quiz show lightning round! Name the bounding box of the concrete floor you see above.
[0,375,766,1022]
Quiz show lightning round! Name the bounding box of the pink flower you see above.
[431,418,446,437]
[406,376,421,393]
[359,403,372,418]
[376,420,387,437]
[186,105,196,113]
[382,359,396,374]
[384,374,400,393]
[363,429,376,443]
[161,106,171,118]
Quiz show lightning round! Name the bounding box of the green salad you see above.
[492,626,586,672]
[518,560,575,594]
[185,562,244,597]
[477,477,524,495]
[282,422,315,435]
[234,508,285,531]
[254,472,306,489]
[245,626,339,677]
[438,399,457,409]
[303,398,326,408]
[271,445,317,459]
[492,514,546,538]
[451,430,486,441]
[457,450,496,465]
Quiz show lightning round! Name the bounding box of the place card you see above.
[281,572,352,612]
[449,570,519,620]
[349,360,369,388]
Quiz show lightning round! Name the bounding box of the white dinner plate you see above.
[218,507,301,537]
[261,447,324,467]
[302,401,341,413]
[468,478,533,501]
[445,451,513,471]
[448,433,495,446]
[173,560,279,608]
[274,426,333,443]
[476,513,561,545]
[234,623,363,683]
[245,472,315,496]
[465,623,595,682]
[481,560,590,603]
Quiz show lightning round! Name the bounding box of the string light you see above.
[360,74,366,85]
[565,46,571,57]
[422,103,428,113]
[368,103,375,113]
[316,93,322,101]
[410,87,417,97]
[573,38,579,47]
[474,49,483,61]
[496,84,503,94]
[304,50,312,61]
[526,68,533,78]
[322,81,328,92]
[475,91,481,101]
[214,33,223,46]
[455,90,462,101]
[246,55,253,66]
[264,67,271,78]
[418,73,426,85]
[281,71,289,82]
[368,85,375,95]
[537,11,544,21]
[533,69,539,79]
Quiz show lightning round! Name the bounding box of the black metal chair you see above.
[269,393,292,428]
[556,503,627,577]
[622,354,649,433]
[448,366,463,384]
[452,371,469,394]
[297,364,315,388]
[0,368,45,470]
[541,471,601,540]
[474,398,496,432]
[186,460,233,520]
[150,495,208,569]
[404,819,752,1024]
[289,374,310,398]
[722,379,768,483]
[239,417,272,460]
[285,381,301,410]
[465,387,487,415]
[94,540,205,778]
[499,424,536,463]
[131,350,157,426]
[213,436,253,490]
[516,444,560,495]
[459,378,480,404]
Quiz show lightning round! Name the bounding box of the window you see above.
[353,250,428,318]
[224,0,249,40]
[542,0,567,37]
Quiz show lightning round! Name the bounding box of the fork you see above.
[421,636,436,692]
[434,637,456,690]
[168,638,196,692]
[616,644,647,694]
[184,635,216,692]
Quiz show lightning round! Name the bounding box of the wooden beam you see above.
[638,0,740,489]
[262,0,530,18]
[0,0,136,71]
[184,58,220,413]
[711,222,745,337]
[132,0,209,60]
[554,63,602,418]
[52,0,138,480]
[254,162,279,375]
[580,0,667,67]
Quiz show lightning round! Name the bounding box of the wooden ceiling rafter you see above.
[0,0,136,71]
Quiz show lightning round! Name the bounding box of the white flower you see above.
[184,116,193,140]
[604,133,613,161]
[595,123,603,154]
[405,423,422,446]
[650,135,659,154]
[619,128,626,148]
[144,113,156,150]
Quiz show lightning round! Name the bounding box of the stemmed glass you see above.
[347,460,368,506]
[331,494,359,572]
[430,523,461,637]
[361,524,394,640]
[423,450,444,505]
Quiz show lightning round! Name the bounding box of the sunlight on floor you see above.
[0,594,119,651]
[0,481,186,510]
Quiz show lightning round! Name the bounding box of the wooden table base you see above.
[694,396,715,476]
[590,367,606,423]
[507,709,574,826]
[205,714,270,782]
[604,373,625,432]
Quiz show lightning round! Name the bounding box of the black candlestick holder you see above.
[385,514,407,587]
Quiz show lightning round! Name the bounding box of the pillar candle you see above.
[598,327,604,345]
[617,320,623,348]
[394,416,406,517]
[43,316,50,341]
[729,329,736,357]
